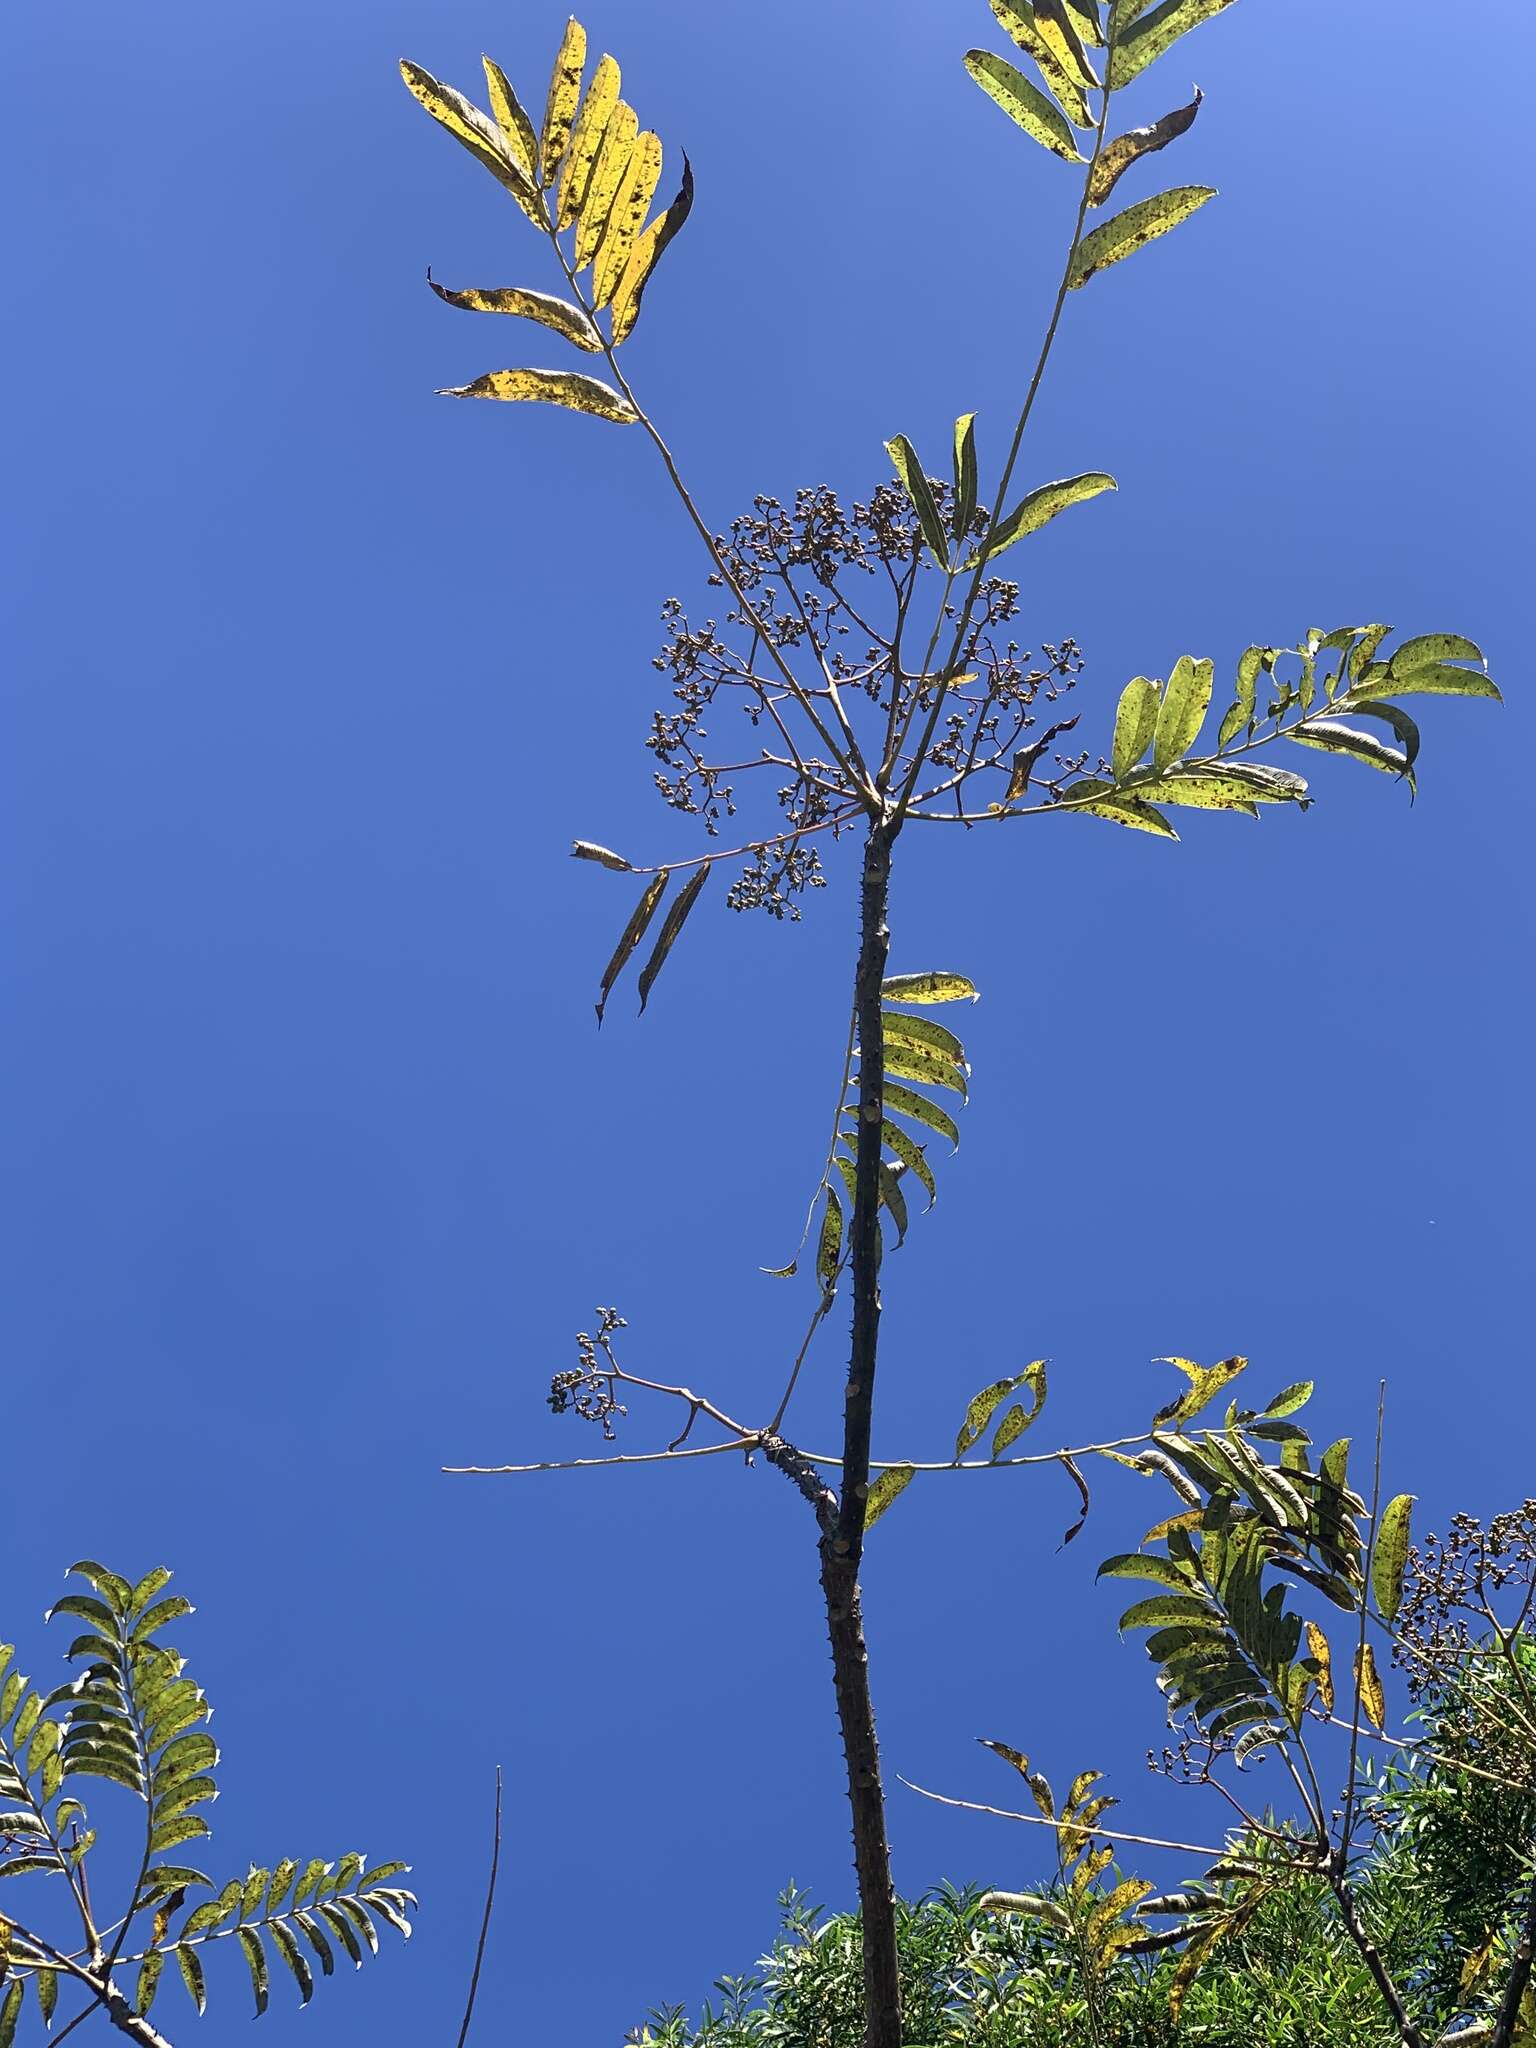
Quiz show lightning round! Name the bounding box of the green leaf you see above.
[880,1121,936,1208]
[956,1370,1039,1460]
[594,871,668,1026]
[880,972,978,1005]
[1217,645,1266,749]
[399,62,538,214]
[0,1983,20,2048]
[1200,757,1308,802]
[436,366,639,423]
[1347,702,1421,779]
[155,1733,217,1791]
[1089,89,1202,208]
[951,416,978,542]
[315,1902,365,1968]
[815,1187,843,1290]
[294,1912,336,1977]
[1118,1593,1224,1632]
[1355,661,1500,703]
[1108,0,1240,90]
[25,1718,60,1781]
[1371,1494,1415,1626]
[152,1815,212,1853]
[882,1081,961,1149]
[1389,632,1484,674]
[173,1944,206,2016]
[134,1952,165,2017]
[266,1860,299,1916]
[882,1040,969,1100]
[636,863,710,1013]
[610,156,695,345]
[1061,780,1178,837]
[968,472,1117,567]
[425,277,602,352]
[268,1920,314,2007]
[992,1365,1048,1458]
[1288,719,1411,779]
[1097,1553,1193,1590]
[46,1596,117,1634]
[1069,185,1216,289]
[131,1597,193,1644]
[1127,770,1256,814]
[335,1897,381,1956]
[237,1926,270,2015]
[1111,677,1159,780]
[885,435,951,564]
[864,1464,916,1532]
[1153,654,1213,769]
[1260,1382,1313,1419]
[963,50,1085,162]
[882,1012,966,1063]
[358,1861,409,1891]
[129,1569,174,1616]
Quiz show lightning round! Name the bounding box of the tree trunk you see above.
[823,820,902,2048]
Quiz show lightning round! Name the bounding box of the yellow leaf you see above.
[436,367,638,423]
[556,53,622,232]
[1305,1622,1334,1714]
[540,17,587,185]
[399,61,539,217]
[1068,184,1217,290]
[863,1463,916,1531]
[425,276,601,351]
[592,132,663,308]
[610,158,695,344]
[1355,1641,1385,1730]
[482,57,539,183]
[574,102,638,271]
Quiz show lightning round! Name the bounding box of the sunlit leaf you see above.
[955,1367,1043,1459]
[1097,1553,1193,1590]
[815,1187,843,1290]
[880,971,978,1005]
[610,157,695,344]
[880,1121,936,1208]
[1346,702,1421,780]
[594,872,667,1026]
[1354,662,1500,703]
[1129,769,1258,813]
[0,1984,20,2048]
[482,58,539,183]
[592,133,663,308]
[1111,676,1159,780]
[1371,1494,1414,1626]
[399,62,538,216]
[1089,90,1201,207]
[636,863,709,1013]
[555,53,621,231]
[572,840,632,871]
[173,1945,206,2016]
[864,1464,916,1532]
[882,1080,960,1149]
[436,366,639,422]
[986,1,1092,126]
[1061,779,1177,837]
[426,276,602,351]
[1069,185,1216,289]
[1108,0,1240,91]
[1261,1381,1313,1419]
[969,471,1117,568]
[882,1040,969,1100]
[269,1921,314,2007]
[951,415,978,542]
[963,50,1085,162]
[885,435,950,565]
[1356,1641,1386,1730]
[1388,632,1484,674]
[882,1011,966,1063]
[574,102,638,269]
[1152,655,1212,769]
[539,17,587,184]
[1304,1622,1334,1714]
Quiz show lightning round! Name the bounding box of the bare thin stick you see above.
[446,1438,755,1476]
[896,1776,1226,1861]
[455,1766,502,2048]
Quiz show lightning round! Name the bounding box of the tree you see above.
[395,6,1501,2047]
[0,1564,412,2047]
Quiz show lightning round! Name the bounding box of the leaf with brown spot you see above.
[1089,90,1202,207]
[815,1185,843,1289]
[1060,779,1178,838]
[1371,1495,1415,1626]
[1111,675,1159,780]
[592,133,663,307]
[964,48,1086,162]
[571,840,632,870]
[399,62,539,216]
[1356,1641,1386,1731]
[636,862,709,1013]
[556,53,621,232]
[481,57,539,183]
[986,1,1092,127]
[539,17,587,185]
[436,367,638,422]
[966,471,1117,568]
[1304,1622,1334,1714]
[573,102,638,270]
[1069,184,1217,288]
[610,157,695,344]
[1108,0,1240,91]
[426,276,602,351]
[594,872,667,1025]
[880,971,978,1006]
[863,1463,916,1532]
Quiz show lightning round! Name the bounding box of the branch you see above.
[454,1768,502,2048]
[896,1775,1229,1860]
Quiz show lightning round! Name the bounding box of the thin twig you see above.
[455,1767,502,2048]
[897,1775,1228,1860]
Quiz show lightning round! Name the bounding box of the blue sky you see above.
[3,0,1533,2041]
